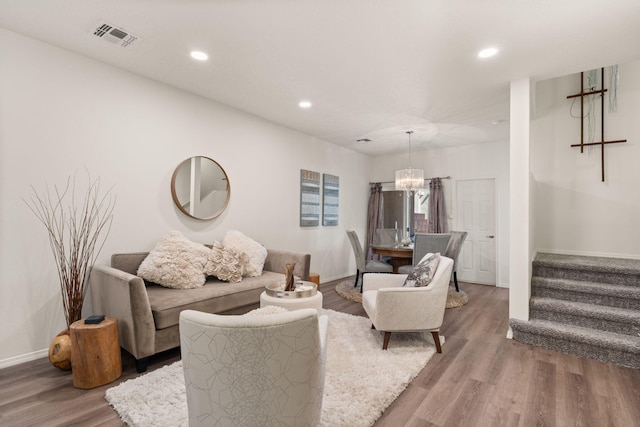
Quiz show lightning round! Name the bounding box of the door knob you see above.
[486,235,495,238]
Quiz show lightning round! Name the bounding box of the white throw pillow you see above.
[222,230,268,277]
[137,231,209,289]
[204,244,244,283]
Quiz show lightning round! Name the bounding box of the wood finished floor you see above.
[1,279,639,426]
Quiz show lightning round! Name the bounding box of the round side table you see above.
[70,316,122,389]
[260,291,323,312]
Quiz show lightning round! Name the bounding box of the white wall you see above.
[369,139,510,287]
[509,78,532,323]
[531,60,640,258]
[0,28,370,365]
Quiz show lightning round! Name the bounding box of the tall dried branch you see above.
[24,173,115,328]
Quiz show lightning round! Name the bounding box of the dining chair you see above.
[397,233,451,274]
[374,228,399,246]
[346,230,393,291]
[373,228,399,263]
[443,231,468,292]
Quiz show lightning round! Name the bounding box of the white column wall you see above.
[509,78,532,322]
[0,29,369,365]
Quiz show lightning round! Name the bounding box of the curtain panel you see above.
[428,178,448,233]
[366,183,384,260]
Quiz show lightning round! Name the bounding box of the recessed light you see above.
[190,51,208,61]
[299,101,312,109]
[478,47,498,58]
[356,138,371,144]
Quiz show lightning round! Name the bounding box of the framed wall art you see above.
[322,173,339,226]
[300,169,321,227]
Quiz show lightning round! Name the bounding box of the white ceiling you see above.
[2,0,640,156]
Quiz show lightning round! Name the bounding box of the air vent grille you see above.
[93,23,139,47]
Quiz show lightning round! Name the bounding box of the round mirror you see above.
[171,156,230,220]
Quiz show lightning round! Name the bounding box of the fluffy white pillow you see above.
[137,231,209,289]
[244,305,288,316]
[222,230,268,277]
[204,244,244,283]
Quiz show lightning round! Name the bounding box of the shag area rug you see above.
[105,309,437,427]
[335,279,469,308]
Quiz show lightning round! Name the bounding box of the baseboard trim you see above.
[0,348,48,369]
[324,273,355,283]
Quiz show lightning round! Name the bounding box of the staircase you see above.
[510,252,640,369]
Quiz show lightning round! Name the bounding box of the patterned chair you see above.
[179,308,328,427]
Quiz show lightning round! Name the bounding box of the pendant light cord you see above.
[406,130,414,169]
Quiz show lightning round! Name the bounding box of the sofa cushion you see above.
[204,245,244,283]
[137,231,209,289]
[222,230,268,277]
[148,271,284,329]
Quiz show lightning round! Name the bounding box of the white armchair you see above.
[362,254,454,351]
[179,308,328,427]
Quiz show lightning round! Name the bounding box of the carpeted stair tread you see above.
[530,297,640,336]
[511,318,640,350]
[531,277,640,309]
[532,276,640,296]
[514,253,640,368]
[533,253,640,287]
[534,252,640,276]
[510,318,640,369]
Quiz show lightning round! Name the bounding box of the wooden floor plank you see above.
[1,279,639,427]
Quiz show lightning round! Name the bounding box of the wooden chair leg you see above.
[354,269,361,287]
[453,271,459,292]
[382,332,392,350]
[431,331,442,353]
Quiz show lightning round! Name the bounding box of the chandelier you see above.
[395,130,424,192]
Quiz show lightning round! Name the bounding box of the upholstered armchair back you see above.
[179,308,328,427]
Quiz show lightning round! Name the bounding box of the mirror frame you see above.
[170,156,231,220]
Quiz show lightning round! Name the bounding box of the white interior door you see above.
[455,179,496,285]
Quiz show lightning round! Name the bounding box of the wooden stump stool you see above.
[309,272,320,291]
[70,316,122,389]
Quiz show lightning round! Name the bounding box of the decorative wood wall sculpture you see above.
[566,68,626,182]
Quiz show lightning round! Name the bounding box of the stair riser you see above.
[531,287,640,310]
[532,265,639,287]
[512,329,640,370]
[530,307,640,337]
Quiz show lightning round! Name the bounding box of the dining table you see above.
[370,243,414,273]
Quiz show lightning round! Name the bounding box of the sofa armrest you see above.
[90,264,156,360]
[263,249,311,281]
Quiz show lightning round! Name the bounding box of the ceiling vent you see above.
[93,23,139,47]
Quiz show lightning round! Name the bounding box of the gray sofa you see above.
[90,249,310,372]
